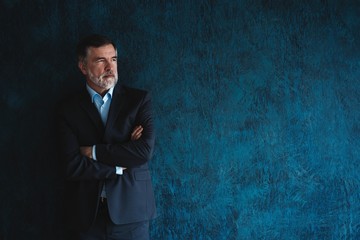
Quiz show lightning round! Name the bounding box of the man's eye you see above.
[112,58,117,62]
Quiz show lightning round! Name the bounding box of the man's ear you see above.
[78,61,87,75]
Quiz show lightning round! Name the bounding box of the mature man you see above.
[58,34,156,239]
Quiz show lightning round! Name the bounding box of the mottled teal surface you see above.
[1,0,360,239]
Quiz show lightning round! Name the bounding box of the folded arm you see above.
[79,125,144,168]
[95,93,155,168]
[58,112,117,181]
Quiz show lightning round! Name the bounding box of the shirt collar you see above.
[86,84,114,103]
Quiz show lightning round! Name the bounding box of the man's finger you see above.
[132,126,143,135]
[133,125,142,132]
[131,126,142,140]
[132,132,142,139]
[133,128,142,136]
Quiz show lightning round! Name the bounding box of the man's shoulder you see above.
[115,85,151,103]
[57,89,88,113]
[117,84,149,96]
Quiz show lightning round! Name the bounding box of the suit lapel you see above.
[104,84,126,137]
[79,90,105,133]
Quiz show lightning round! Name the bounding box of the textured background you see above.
[1,0,360,239]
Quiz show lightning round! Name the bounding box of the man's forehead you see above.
[87,44,117,57]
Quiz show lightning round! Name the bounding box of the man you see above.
[58,34,156,239]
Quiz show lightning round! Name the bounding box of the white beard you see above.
[88,70,118,89]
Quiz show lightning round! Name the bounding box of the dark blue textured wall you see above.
[1,0,360,239]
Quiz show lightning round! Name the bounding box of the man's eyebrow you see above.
[94,57,106,61]
[94,56,117,60]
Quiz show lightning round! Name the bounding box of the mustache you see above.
[101,71,115,78]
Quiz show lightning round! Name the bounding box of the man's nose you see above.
[105,60,114,71]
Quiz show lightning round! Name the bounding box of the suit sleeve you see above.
[95,92,155,168]
[58,106,117,181]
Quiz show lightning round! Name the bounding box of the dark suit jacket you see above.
[58,83,156,230]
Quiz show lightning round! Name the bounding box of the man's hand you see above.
[131,125,143,141]
[80,146,92,159]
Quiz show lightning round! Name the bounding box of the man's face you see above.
[79,44,118,93]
